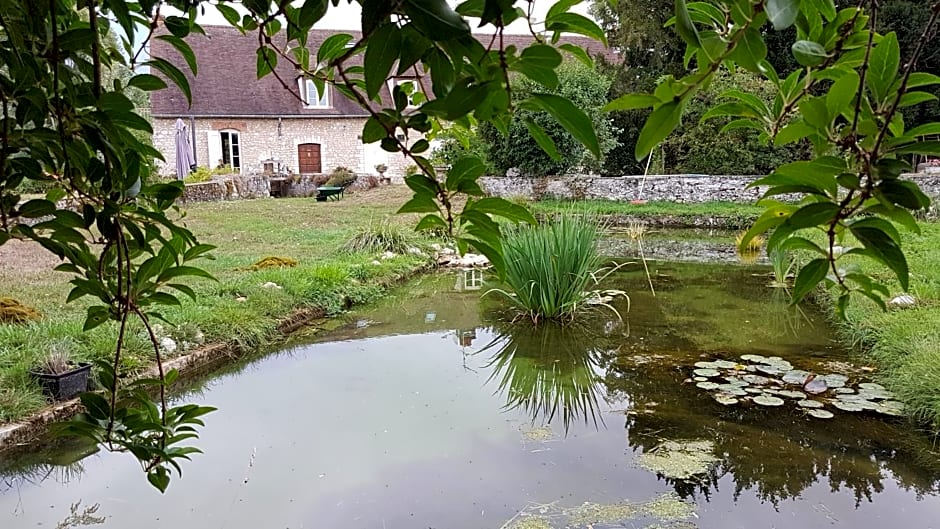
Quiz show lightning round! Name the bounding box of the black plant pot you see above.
[31,363,92,401]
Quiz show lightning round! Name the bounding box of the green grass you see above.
[0,187,429,423]
[831,222,940,428]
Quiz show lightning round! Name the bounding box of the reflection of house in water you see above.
[455,269,484,291]
[457,329,477,347]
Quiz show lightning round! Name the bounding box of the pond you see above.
[2,261,940,529]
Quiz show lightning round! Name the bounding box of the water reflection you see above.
[478,321,622,432]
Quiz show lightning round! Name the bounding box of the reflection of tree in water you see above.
[478,320,623,432]
[606,357,940,506]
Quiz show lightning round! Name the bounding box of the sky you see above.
[167,0,593,34]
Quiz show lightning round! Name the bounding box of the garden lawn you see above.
[0,186,429,424]
[835,221,940,428]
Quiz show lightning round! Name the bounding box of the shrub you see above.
[488,215,624,323]
[341,219,421,255]
[325,166,357,187]
[184,166,214,184]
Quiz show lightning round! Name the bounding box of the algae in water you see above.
[637,440,719,480]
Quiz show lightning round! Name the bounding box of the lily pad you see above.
[807,409,835,419]
[714,393,739,406]
[777,390,807,399]
[797,399,824,409]
[693,376,708,382]
[858,382,886,391]
[755,365,782,376]
[876,401,905,416]
[782,370,811,385]
[713,360,738,369]
[722,377,749,387]
[821,374,848,388]
[693,368,720,378]
[803,377,828,394]
[741,354,768,363]
[834,387,855,394]
[752,395,785,406]
[694,361,718,369]
[745,387,764,394]
[696,382,721,391]
[742,374,771,385]
[832,400,864,412]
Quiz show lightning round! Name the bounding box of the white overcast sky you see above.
[168,0,592,33]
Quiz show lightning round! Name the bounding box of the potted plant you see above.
[374,163,389,184]
[31,342,91,401]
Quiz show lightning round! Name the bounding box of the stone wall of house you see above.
[153,117,415,179]
[479,173,940,204]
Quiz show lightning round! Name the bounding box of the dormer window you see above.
[301,78,330,108]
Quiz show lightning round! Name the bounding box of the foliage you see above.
[662,70,810,174]
[324,166,357,187]
[612,0,940,314]
[341,218,424,255]
[487,214,622,323]
[479,61,619,176]
[428,124,492,171]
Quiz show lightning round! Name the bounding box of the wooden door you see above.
[298,143,321,174]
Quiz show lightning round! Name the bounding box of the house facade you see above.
[150,26,614,179]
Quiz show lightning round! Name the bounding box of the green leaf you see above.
[148,58,192,105]
[470,197,537,224]
[83,306,111,331]
[786,202,839,229]
[403,0,470,41]
[558,43,594,69]
[148,468,171,493]
[867,32,900,104]
[298,0,329,28]
[849,217,901,245]
[524,119,561,161]
[739,204,797,250]
[256,47,277,79]
[18,199,55,218]
[415,214,448,231]
[731,27,767,72]
[155,35,197,75]
[766,0,801,30]
[906,123,940,137]
[754,157,843,197]
[79,392,110,420]
[635,101,682,161]
[545,13,607,45]
[364,24,401,100]
[891,140,940,156]
[445,156,487,191]
[791,40,827,67]
[514,45,562,89]
[774,121,816,145]
[603,93,660,112]
[898,91,938,108]
[673,0,701,48]
[317,34,354,64]
[791,258,829,304]
[522,94,600,158]
[826,70,859,117]
[851,225,909,291]
[128,74,168,91]
[905,72,940,89]
[216,3,243,26]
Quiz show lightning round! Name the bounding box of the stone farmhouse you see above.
[150,26,614,180]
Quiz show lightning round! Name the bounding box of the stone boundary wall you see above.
[179,172,379,202]
[479,173,940,204]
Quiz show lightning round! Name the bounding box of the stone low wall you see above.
[480,173,940,204]
[181,175,271,202]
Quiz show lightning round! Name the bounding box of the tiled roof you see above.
[150,25,617,117]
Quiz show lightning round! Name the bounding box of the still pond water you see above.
[3,260,940,528]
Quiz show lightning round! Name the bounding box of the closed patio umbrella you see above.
[175,118,195,179]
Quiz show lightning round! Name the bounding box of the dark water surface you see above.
[3,262,940,528]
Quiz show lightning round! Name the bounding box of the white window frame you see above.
[301,78,330,108]
[219,130,241,172]
[394,79,420,109]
